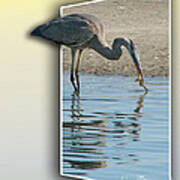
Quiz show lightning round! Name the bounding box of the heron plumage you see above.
[31,13,148,93]
[31,14,105,48]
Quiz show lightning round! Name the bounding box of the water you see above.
[62,73,170,180]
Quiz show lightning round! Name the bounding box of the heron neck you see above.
[89,37,122,60]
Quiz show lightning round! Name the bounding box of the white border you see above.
[168,0,172,179]
[59,0,172,179]
[60,0,104,16]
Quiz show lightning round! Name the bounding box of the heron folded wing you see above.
[41,16,95,47]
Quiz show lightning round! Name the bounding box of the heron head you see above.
[128,39,144,83]
[128,39,148,92]
[128,39,139,63]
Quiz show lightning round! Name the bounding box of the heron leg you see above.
[70,48,78,92]
[75,50,83,93]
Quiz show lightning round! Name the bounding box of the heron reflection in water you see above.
[31,13,148,94]
[63,92,108,171]
[63,91,147,172]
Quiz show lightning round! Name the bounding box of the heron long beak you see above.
[132,55,148,93]
[133,56,143,81]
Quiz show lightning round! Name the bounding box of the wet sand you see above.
[63,0,169,77]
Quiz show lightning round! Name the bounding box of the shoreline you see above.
[62,0,169,77]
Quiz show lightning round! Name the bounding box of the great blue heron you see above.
[31,13,148,93]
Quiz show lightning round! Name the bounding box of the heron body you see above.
[31,13,148,93]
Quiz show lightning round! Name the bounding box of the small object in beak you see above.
[139,79,148,93]
[135,77,148,93]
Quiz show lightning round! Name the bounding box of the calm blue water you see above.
[62,73,170,180]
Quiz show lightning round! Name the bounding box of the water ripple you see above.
[62,74,169,180]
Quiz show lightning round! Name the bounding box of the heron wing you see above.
[41,14,96,47]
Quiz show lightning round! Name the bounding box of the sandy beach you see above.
[63,0,169,77]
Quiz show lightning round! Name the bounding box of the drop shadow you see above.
[28,4,64,179]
